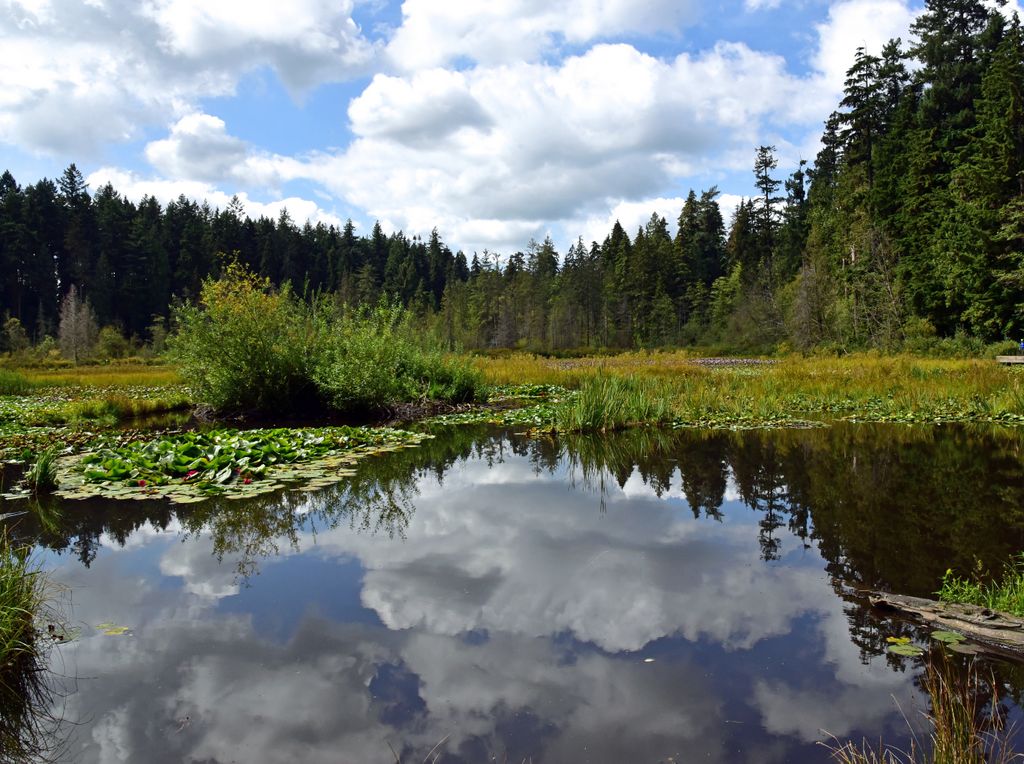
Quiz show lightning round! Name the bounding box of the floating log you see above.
[869,591,1024,657]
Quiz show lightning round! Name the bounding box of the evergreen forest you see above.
[2,0,1022,356]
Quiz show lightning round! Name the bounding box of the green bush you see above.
[172,265,484,415]
[313,303,483,412]
[171,264,322,413]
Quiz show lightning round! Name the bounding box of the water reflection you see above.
[4,423,1024,762]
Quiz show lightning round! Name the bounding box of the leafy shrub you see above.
[172,265,484,415]
[171,264,322,413]
[313,303,483,412]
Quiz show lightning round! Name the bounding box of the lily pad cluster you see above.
[48,426,430,504]
[886,630,971,657]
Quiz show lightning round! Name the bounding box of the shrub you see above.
[313,303,484,412]
[172,266,484,416]
[171,264,322,414]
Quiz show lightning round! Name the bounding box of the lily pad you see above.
[888,643,925,657]
[931,630,966,644]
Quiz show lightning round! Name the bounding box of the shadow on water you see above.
[4,422,1024,761]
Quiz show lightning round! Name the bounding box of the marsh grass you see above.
[475,353,1024,426]
[555,374,670,432]
[939,556,1024,618]
[29,392,193,426]
[24,450,58,494]
[0,528,57,762]
[21,364,181,389]
[827,655,1021,764]
[0,370,35,396]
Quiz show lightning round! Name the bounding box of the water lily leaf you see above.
[886,636,911,644]
[888,643,924,657]
[931,630,966,644]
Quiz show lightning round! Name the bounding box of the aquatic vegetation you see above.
[555,374,671,432]
[28,390,192,426]
[938,556,1024,618]
[827,654,1019,763]
[0,529,55,762]
[24,449,58,494]
[55,425,432,503]
[475,353,1024,428]
[0,370,34,396]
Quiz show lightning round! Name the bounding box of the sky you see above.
[0,0,989,256]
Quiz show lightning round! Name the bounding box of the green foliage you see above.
[70,425,429,502]
[171,263,321,413]
[0,370,32,395]
[314,302,483,412]
[0,528,49,760]
[172,266,483,415]
[24,448,58,494]
[555,374,671,433]
[938,554,1024,617]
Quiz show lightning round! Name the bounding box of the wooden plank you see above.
[997,356,1024,364]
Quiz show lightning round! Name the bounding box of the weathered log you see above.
[868,591,1024,657]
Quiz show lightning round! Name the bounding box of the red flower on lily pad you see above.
[137,479,147,487]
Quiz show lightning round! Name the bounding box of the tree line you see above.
[1,0,1021,356]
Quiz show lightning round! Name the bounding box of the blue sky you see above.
[0,0,952,254]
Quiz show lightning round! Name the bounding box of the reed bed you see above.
[19,363,182,389]
[475,353,1024,426]
[827,655,1021,763]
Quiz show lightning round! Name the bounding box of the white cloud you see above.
[0,0,373,155]
[385,0,700,71]
[812,0,919,97]
[745,0,782,9]
[317,42,807,251]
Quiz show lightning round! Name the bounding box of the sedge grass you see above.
[0,370,35,396]
[939,556,1024,618]
[826,654,1020,764]
[20,363,181,389]
[555,374,671,432]
[24,449,58,494]
[475,353,1024,427]
[0,528,55,762]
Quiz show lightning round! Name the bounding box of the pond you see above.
[5,422,1024,763]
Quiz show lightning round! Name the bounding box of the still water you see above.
[8,423,1024,763]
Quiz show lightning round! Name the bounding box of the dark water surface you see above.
[7,423,1024,763]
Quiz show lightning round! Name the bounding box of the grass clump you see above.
[827,655,1019,764]
[24,449,58,494]
[0,370,33,396]
[29,391,192,426]
[555,374,670,433]
[938,556,1024,617]
[0,529,53,762]
[172,264,484,416]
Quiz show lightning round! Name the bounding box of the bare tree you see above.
[58,285,98,364]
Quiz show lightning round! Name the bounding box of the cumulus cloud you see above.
[314,42,806,251]
[813,0,919,96]
[385,0,700,71]
[0,0,373,155]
